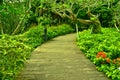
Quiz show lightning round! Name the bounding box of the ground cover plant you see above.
[0,24,74,80]
[0,34,31,80]
[77,28,120,80]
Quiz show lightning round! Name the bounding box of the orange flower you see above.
[117,58,120,61]
[113,59,116,64]
[113,58,120,65]
[96,52,107,58]
[106,58,110,63]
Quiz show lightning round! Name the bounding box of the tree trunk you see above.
[85,11,102,34]
[91,22,101,34]
[52,9,102,34]
[12,0,32,35]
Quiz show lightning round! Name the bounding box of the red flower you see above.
[96,52,107,58]
[106,58,110,63]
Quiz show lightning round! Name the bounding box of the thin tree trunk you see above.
[12,0,31,35]
[12,14,27,35]
[114,23,120,32]
[87,11,102,33]
[76,24,79,40]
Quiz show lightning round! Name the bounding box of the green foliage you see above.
[23,24,74,48]
[0,24,74,79]
[0,2,26,34]
[112,1,120,27]
[47,24,74,39]
[23,26,44,49]
[0,0,120,35]
[92,6,113,27]
[0,34,31,80]
[77,28,120,79]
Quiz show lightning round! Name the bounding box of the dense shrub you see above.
[23,24,74,48]
[0,24,74,80]
[0,35,31,80]
[23,26,44,49]
[92,6,113,27]
[77,28,120,80]
[47,24,74,39]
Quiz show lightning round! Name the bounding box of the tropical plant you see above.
[0,0,32,35]
[77,28,120,79]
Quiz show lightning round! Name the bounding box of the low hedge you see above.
[0,24,74,80]
[77,28,120,80]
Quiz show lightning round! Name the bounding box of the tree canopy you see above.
[0,0,120,34]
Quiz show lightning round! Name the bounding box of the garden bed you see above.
[77,28,120,80]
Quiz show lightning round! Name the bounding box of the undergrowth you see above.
[77,28,120,80]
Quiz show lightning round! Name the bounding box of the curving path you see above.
[17,33,110,80]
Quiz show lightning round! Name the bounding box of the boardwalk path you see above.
[17,33,110,80]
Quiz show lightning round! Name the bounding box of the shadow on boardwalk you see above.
[17,33,111,80]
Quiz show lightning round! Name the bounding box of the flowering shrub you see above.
[94,52,111,66]
[106,58,111,63]
[96,52,107,58]
[113,58,120,66]
[77,28,120,79]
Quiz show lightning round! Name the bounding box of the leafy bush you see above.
[92,6,113,27]
[23,26,44,49]
[47,24,74,39]
[77,28,120,80]
[23,24,74,48]
[0,24,74,80]
[0,34,31,80]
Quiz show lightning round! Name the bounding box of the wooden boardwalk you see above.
[17,33,110,80]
